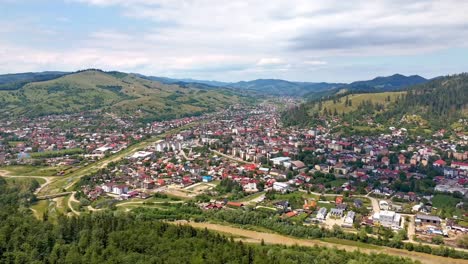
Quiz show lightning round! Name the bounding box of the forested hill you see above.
[0,70,248,121]
[0,178,419,264]
[379,73,468,127]
[282,73,467,129]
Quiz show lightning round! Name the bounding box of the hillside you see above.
[345,74,427,92]
[309,91,406,115]
[282,73,467,130]
[0,70,247,121]
[379,73,468,128]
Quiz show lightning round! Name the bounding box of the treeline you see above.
[30,148,85,158]
[0,179,419,264]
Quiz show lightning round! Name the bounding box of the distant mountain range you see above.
[139,73,428,97]
[0,70,430,98]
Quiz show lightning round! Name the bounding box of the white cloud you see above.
[257,58,284,66]
[1,0,468,81]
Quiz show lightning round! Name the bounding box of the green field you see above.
[2,165,67,176]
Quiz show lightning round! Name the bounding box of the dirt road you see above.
[175,221,467,264]
[68,192,81,216]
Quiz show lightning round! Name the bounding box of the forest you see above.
[281,73,468,130]
[0,177,420,264]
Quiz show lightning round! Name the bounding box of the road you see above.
[209,149,254,165]
[174,221,467,264]
[116,200,184,207]
[68,191,81,216]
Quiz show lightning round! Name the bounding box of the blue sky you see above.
[1,0,468,82]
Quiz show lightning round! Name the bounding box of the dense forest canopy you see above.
[0,178,420,264]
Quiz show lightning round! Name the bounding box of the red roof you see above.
[226,202,244,207]
[285,211,298,218]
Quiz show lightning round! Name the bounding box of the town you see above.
[1,101,467,251]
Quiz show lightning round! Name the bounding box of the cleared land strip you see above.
[175,221,467,264]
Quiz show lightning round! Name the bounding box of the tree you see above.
[456,235,468,248]
[432,235,444,245]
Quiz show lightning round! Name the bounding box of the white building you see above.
[273,182,289,193]
[343,211,355,227]
[373,210,401,229]
[316,207,327,220]
[270,156,291,166]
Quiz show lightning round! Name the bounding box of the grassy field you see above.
[5,177,46,185]
[432,194,461,209]
[320,237,380,249]
[31,200,49,219]
[2,165,68,176]
[310,91,406,114]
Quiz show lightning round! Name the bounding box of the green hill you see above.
[0,70,249,121]
[282,73,468,130]
[309,91,405,115]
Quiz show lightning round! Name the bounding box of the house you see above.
[273,182,290,193]
[102,183,114,193]
[373,210,401,229]
[243,181,258,193]
[343,211,355,227]
[354,199,363,208]
[270,156,291,166]
[329,208,344,218]
[433,159,446,167]
[291,160,306,170]
[451,161,468,171]
[398,154,406,164]
[415,214,441,226]
[316,207,327,220]
[335,196,343,204]
[315,164,330,173]
[112,185,128,195]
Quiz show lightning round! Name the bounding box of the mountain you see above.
[138,75,345,97]
[127,73,427,97]
[0,71,68,91]
[303,74,428,100]
[0,70,248,121]
[344,74,427,92]
[227,79,344,96]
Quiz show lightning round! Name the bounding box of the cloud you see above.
[257,58,284,66]
[1,0,468,81]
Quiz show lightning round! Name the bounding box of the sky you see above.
[1,0,468,82]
